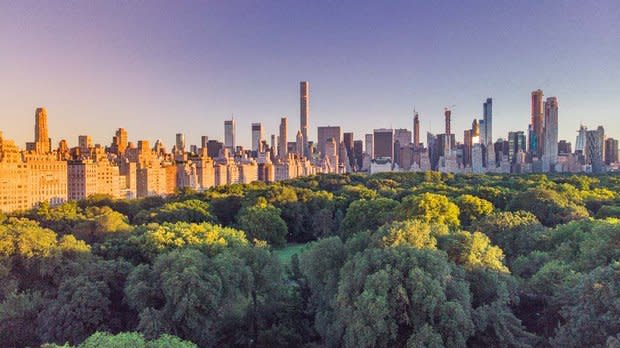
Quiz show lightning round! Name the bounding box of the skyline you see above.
[1,1,619,148]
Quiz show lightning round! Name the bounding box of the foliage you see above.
[237,197,288,246]
[456,194,494,227]
[507,188,589,227]
[133,199,217,225]
[340,198,399,239]
[398,193,461,228]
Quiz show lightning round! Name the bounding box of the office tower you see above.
[558,140,572,155]
[394,129,412,147]
[251,123,263,152]
[508,131,527,162]
[207,140,223,159]
[34,107,51,153]
[325,138,338,171]
[575,125,587,153]
[463,129,473,167]
[300,81,310,156]
[175,133,185,152]
[483,98,493,145]
[279,117,288,158]
[353,140,363,170]
[427,132,439,170]
[201,136,209,149]
[413,112,420,146]
[586,126,605,172]
[113,128,128,155]
[605,138,618,164]
[224,119,236,149]
[472,119,480,144]
[364,134,373,157]
[78,135,93,154]
[444,108,452,154]
[317,126,341,157]
[270,134,277,157]
[542,97,559,172]
[296,130,304,155]
[343,132,355,168]
[373,128,394,159]
[531,89,544,156]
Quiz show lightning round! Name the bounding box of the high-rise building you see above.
[175,133,186,152]
[224,119,236,150]
[531,89,544,156]
[463,129,473,167]
[317,126,341,158]
[483,98,493,145]
[78,135,93,155]
[364,134,373,157]
[508,131,527,162]
[343,132,354,168]
[201,136,209,149]
[251,123,263,152]
[300,81,310,156]
[472,119,480,144]
[542,97,559,172]
[353,140,363,170]
[444,108,452,154]
[279,117,288,158]
[575,125,587,153]
[413,111,420,146]
[34,107,51,153]
[586,126,605,172]
[373,128,394,159]
[558,140,572,155]
[207,140,223,158]
[394,129,412,147]
[605,138,618,164]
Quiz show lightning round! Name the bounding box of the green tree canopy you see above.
[237,198,288,246]
[397,193,460,228]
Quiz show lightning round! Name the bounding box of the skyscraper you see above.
[413,111,420,146]
[175,133,185,152]
[586,126,605,172]
[300,81,309,156]
[605,138,618,165]
[317,126,341,158]
[78,135,93,155]
[251,123,263,152]
[531,89,544,156]
[201,136,209,149]
[575,125,587,153]
[394,129,412,147]
[483,98,493,145]
[34,107,51,153]
[224,119,236,150]
[364,134,373,157]
[279,117,288,158]
[444,108,452,154]
[113,128,128,155]
[343,132,354,168]
[295,130,304,156]
[542,97,559,172]
[373,128,394,159]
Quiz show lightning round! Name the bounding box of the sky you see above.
[1,1,619,150]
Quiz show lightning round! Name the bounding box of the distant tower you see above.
[531,89,544,156]
[175,133,186,152]
[34,107,51,153]
[300,81,310,156]
[251,123,263,152]
[413,111,420,146]
[224,119,236,150]
[542,97,559,172]
[296,130,304,156]
[279,117,288,158]
[444,108,452,154]
[115,128,128,154]
[365,134,373,157]
[483,98,493,145]
[575,125,587,153]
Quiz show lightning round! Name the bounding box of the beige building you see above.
[67,159,123,200]
[0,133,31,212]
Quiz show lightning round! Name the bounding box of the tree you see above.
[440,231,508,273]
[133,199,217,225]
[378,219,447,250]
[507,188,589,227]
[73,207,132,243]
[237,198,288,246]
[456,195,494,227]
[340,198,399,239]
[398,193,460,228]
[0,291,46,347]
[42,331,197,348]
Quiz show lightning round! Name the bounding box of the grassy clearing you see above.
[273,243,309,264]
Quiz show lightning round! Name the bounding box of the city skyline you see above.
[1,2,618,148]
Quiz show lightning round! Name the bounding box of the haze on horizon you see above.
[1,1,618,149]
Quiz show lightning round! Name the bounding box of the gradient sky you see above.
[1,1,619,150]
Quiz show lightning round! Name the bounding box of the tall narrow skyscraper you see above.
[251,123,263,152]
[364,134,373,157]
[542,97,559,172]
[175,133,185,152]
[444,108,452,154]
[300,81,309,156]
[483,98,493,145]
[413,111,420,147]
[34,107,51,153]
[224,119,236,150]
[531,89,544,156]
[279,117,288,158]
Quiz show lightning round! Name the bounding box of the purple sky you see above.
[1,1,619,149]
